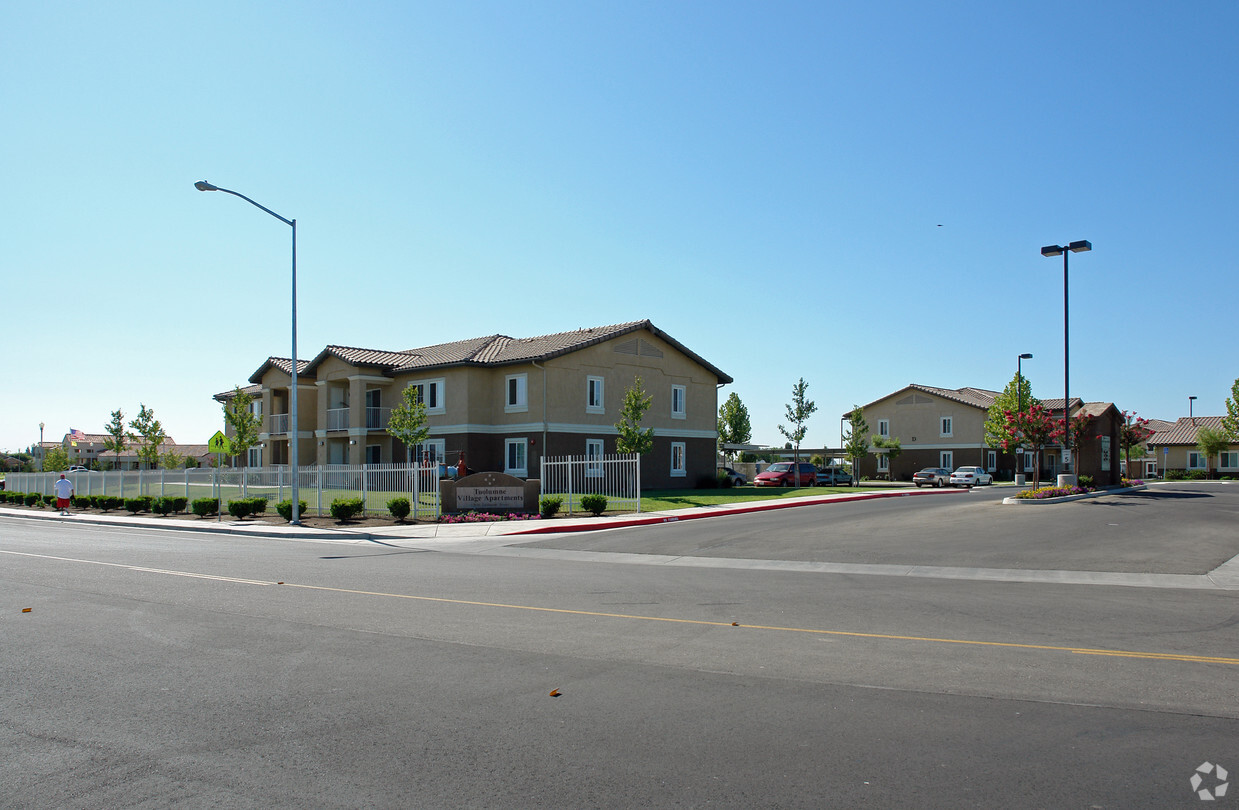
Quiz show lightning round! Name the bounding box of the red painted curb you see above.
[506,488,968,535]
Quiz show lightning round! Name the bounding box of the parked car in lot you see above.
[754,462,817,487]
[949,466,993,487]
[717,466,747,487]
[67,466,88,473]
[912,467,952,487]
[815,467,853,486]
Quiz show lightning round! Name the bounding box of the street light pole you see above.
[39,422,44,471]
[1189,396,1197,424]
[195,181,301,525]
[1040,240,1091,485]
[1016,353,1032,485]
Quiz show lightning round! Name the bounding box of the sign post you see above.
[208,431,233,521]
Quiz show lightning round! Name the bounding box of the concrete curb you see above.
[1002,483,1148,505]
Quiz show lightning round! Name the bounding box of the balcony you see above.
[366,407,391,430]
[269,413,289,434]
[327,408,349,431]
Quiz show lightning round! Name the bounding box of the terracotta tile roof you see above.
[1148,416,1229,445]
[1075,402,1117,418]
[1145,419,1176,434]
[907,384,1001,409]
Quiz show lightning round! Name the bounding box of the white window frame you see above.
[940,451,953,470]
[365,444,382,465]
[505,438,528,476]
[1187,451,1207,470]
[878,419,889,438]
[671,442,686,477]
[412,438,446,467]
[409,378,445,415]
[940,416,953,437]
[877,454,889,472]
[250,399,263,417]
[1145,460,1158,477]
[505,374,528,413]
[986,450,996,472]
[1024,453,1035,472]
[586,376,605,415]
[671,385,686,419]
[586,439,604,477]
[248,447,262,468]
[1220,451,1239,470]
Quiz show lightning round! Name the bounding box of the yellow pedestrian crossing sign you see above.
[208,431,233,455]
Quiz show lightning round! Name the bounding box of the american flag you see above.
[69,428,87,441]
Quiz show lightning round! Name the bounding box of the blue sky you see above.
[4,1,1237,454]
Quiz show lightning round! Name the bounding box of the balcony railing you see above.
[327,408,349,431]
[366,407,391,430]
[269,413,289,434]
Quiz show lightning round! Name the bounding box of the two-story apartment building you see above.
[850,384,1122,485]
[215,320,731,489]
[1146,416,1239,477]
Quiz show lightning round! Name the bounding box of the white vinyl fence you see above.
[6,464,442,519]
[540,453,641,515]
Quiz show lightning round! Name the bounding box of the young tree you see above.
[872,435,902,480]
[221,388,262,468]
[161,448,186,469]
[102,408,127,471]
[777,378,817,483]
[985,373,1040,474]
[388,383,431,465]
[842,405,870,487]
[614,376,654,455]
[1223,377,1239,441]
[1000,404,1056,489]
[717,392,752,463]
[1052,413,1093,481]
[1196,426,1231,479]
[1118,411,1155,472]
[128,404,168,470]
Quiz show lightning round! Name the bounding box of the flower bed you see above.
[438,511,541,524]
[1014,484,1094,500]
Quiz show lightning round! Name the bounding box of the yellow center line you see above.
[6,549,1237,666]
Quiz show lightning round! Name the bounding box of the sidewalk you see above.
[0,487,967,543]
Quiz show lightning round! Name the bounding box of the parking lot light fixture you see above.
[1041,240,1091,484]
[195,181,301,525]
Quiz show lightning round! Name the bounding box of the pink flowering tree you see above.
[1000,404,1057,489]
[1118,411,1154,472]
[1052,413,1093,482]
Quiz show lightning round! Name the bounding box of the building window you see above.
[248,447,262,468]
[586,439,604,477]
[1024,453,1035,472]
[586,377,605,414]
[250,399,263,417]
[365,445,381,465]
[940,417,953,437]
[940,451,953,470]
[412,439,446,467]
[1221,451,1239,470]
[986,450,997,472]
[505,438,528,476]
[505,374,528,413]
[878,419,889,438]
[409,379,445,415]
[671,385,686,419]
[671,442,686,477]
[1187,451,1206,470]
[877,454,889,472]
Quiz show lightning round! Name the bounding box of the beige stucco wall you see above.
[862,389,988,450]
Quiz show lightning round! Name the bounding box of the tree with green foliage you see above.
[221,387,261,468]
[1196,426,1231,479]
[985,373,1040,474]
[388,383,431,464]
[128,404,168,470]
[777,378,816,484]
[42,446,70,471]
[1118,411,1154,471]
[842,405,870,487]
[614,376,654,455]
[1000,404,1056,489]
[872,435,902,479]
[717,392,752,463]
[1223,377,1239,441]
[102,409,127,471]
[161,448,186,469]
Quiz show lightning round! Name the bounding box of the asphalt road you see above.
[3,483,1237,808]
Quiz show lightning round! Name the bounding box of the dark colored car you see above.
[912,467,952,487]
[717,466,747,487]
[754,462,817,487]
[815,467,853,486]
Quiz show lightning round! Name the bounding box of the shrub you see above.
[97,496,123,512]
[539,495,562,518]
[88,495,100,508]
[43,494,56,507]
[1166,469,1187,481]
[387,497,411,521]
[1078,474,1094,489]
[191,497,219,517]
[330,497,365,521]
[717,471,733,489]
[124,497,148,514]
[170,497,188,514]
[71,495,92,509]
[0,491,11,503]
[275,499,308,522]
[226,497,268,520]
[24,493,41,506]
[580,494,607,516]
[151,497,174,515]
[1188,469,1208,480]
[697,474,720,489]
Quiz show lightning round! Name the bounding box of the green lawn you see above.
[639,484,883,512]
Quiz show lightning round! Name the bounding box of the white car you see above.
[950,466,993,488]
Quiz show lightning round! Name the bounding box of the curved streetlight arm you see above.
[195,181,293,226]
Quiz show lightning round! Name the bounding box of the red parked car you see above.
[754,462,817,487]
